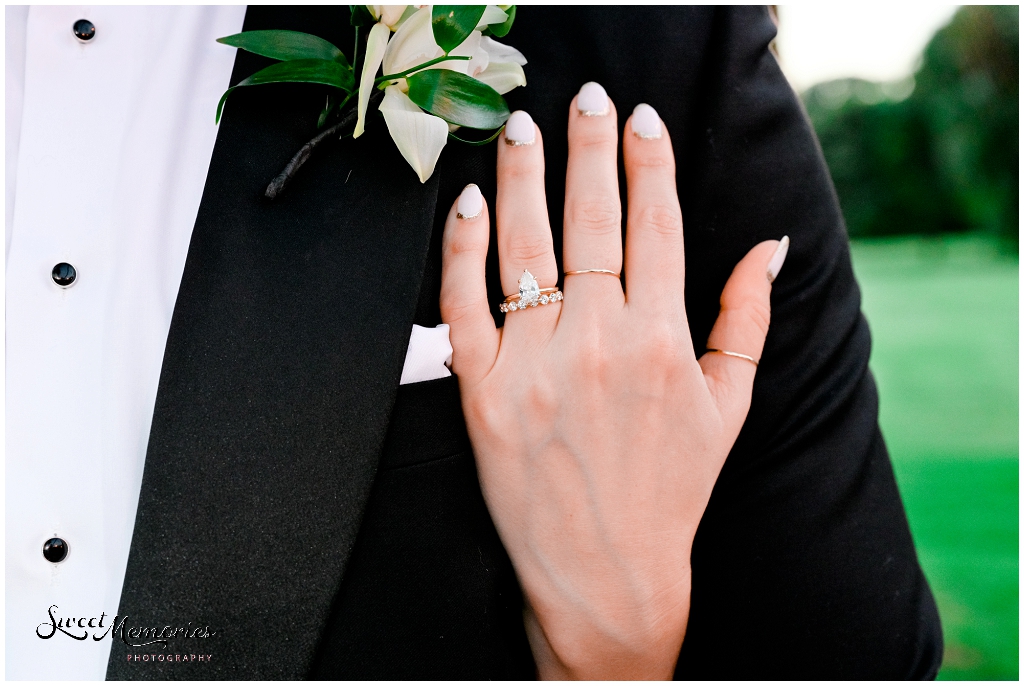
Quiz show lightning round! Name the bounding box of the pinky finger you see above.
[440,184,500,384]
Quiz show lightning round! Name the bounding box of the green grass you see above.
[850,234,1019,680]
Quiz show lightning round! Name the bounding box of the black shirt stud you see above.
[43,537,69,563]
[73,19,95,42]
[51,262,77,287]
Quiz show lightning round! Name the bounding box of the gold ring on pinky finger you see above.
[705,349,759,366]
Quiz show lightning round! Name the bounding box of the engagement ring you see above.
[501,270,563,313]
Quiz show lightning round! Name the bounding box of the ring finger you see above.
[497,110,560,320]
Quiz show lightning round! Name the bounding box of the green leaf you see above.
[216,59,354,124]
[349,5,375,27]
[217,30,350,68]
[318,95,335,129]
[431,5,487,54]
[406,69,509,130]
[483,5,516,37]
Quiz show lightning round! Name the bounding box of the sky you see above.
[774,5,960,92]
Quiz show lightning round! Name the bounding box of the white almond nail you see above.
[577,82,609,116]
[631,103,662,139]
[767,235,790,283]
[504,110,536,146]
[457,183,483,219]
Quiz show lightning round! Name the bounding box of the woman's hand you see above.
[439,84,789,680]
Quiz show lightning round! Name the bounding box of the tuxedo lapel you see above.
[106,7,439,679]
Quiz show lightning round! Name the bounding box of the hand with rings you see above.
[439,82,790,679]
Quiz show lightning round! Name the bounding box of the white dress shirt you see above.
[5,7,452,679]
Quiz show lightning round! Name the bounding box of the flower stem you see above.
[352,25,360,75]
[448,125,505,146]
[374,54,471,86]
[264,88,384,200]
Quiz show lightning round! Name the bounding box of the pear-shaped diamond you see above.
[518,269,540,306]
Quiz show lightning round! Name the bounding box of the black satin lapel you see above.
[106,6,439,679]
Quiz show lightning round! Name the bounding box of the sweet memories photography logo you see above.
[36,605,215,664]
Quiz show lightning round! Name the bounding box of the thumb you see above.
[699,236,789,434]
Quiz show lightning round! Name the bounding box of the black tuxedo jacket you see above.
[106,6,942,679]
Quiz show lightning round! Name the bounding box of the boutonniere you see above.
[216,5,525,197]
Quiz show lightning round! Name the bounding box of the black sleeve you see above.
[671,8,944,678]
[419,5,943,677]
[477,5,942,679]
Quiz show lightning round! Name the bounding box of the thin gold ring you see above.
[564,269,620,277]
[705,349,759,366]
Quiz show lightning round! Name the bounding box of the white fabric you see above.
[5,7,248,679]
[400,324,454,385]
[5,7,454,680]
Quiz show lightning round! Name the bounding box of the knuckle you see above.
[500,156,544,181]
[741,298,772,337]
[636,204,683,237]
[568,199,621,236]
[631,149,675,171]
[505,232,552,264]
[720,289,772,338]
[440,295,483,326]
[525,379,558,418]
[571,129,617,153]
[444,234,486,258]
[467,398,503,435]
[641,323,686,366]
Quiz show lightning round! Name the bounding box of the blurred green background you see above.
[800,6,1018,680]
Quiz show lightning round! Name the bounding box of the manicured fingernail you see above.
[457,183,483,220]
[631,103,662,139]
[577,81,609,116]
[504,110,535,146]
[767,235,790,283]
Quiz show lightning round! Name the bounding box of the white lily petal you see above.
[380,86,449,183]
[391,5,418,30]
[479,35,527,65]
[442,30,480,75]
[469,42,490,78]
[474,61,526,95]
[354,22,391,139]
[378,5,408,28]
[476,5,508,29]
[383,6,441,75]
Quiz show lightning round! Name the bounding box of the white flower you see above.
[357,5,528,182]
[468,35,527,95]
[353,22,391,139]
[379,85,450,183]
[353,5,409,139]
[369,5,408,28]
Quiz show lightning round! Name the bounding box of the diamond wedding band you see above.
[502,269,563,313]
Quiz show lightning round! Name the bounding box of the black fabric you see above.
[108,5,942,681]
[320,5,942,680]
[308,376,535,679]
[106,6,440,680]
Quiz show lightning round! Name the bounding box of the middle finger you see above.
[563,82,624,304]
